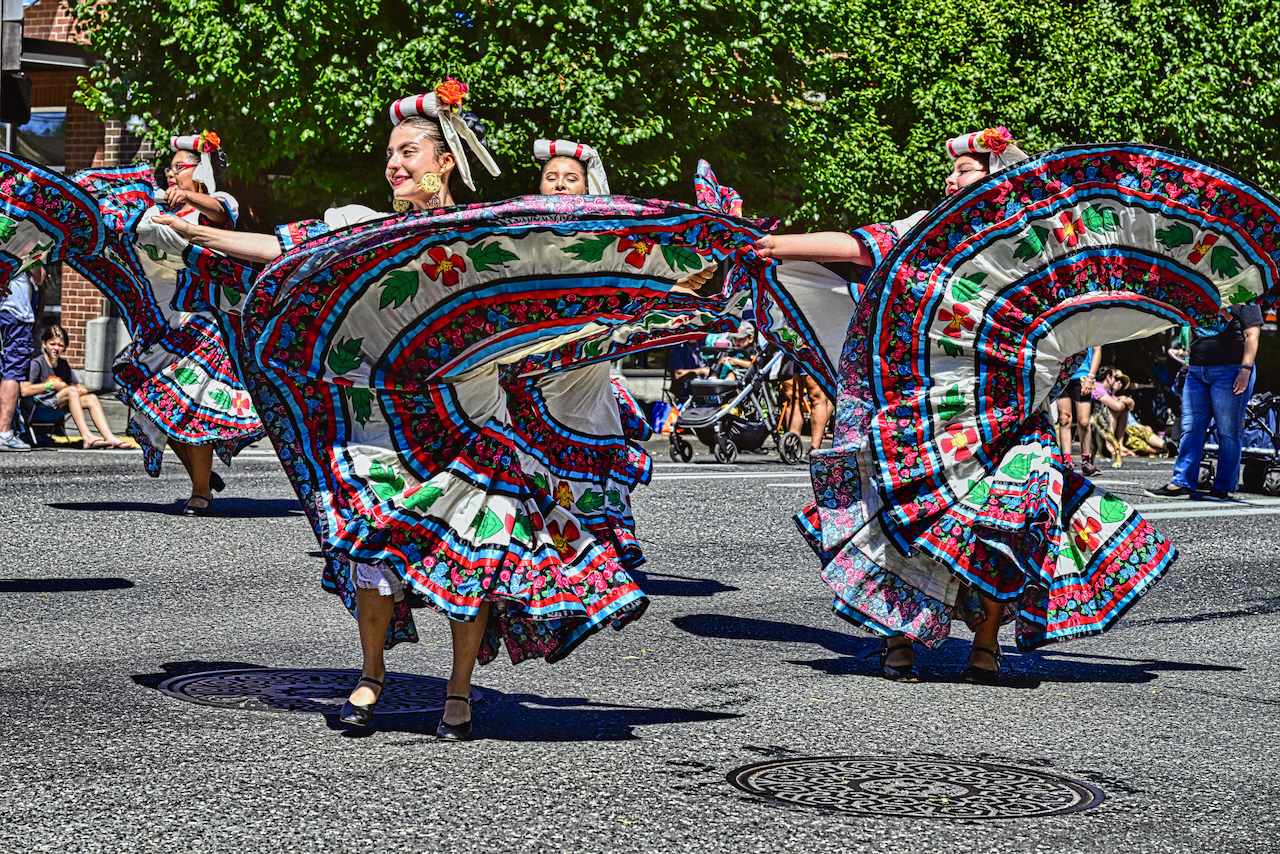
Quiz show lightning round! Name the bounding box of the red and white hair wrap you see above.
[387,91,501,192]
[944,127,1029,172]
[533,138,610,195]
[169,133,220,194]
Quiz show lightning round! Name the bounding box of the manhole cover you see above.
[156,668,481,715]
[728,757,1104,818]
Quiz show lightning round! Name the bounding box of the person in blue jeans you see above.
[1146,304,1262,500]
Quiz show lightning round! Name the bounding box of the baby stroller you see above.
[668,345,804,464]
[1199,391,1280,494]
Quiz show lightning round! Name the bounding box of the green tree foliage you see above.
[74,0,1280,229]
[72,0,816,222]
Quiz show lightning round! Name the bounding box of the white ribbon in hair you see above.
[388,94,501,192]
[533,139,610,195]
[171,135,219,195]
[944,129,1029,173]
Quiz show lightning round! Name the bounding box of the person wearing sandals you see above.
[22,324,129,448]
[763,130,1280,685]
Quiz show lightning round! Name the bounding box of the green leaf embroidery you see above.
[465,240,519,273]
[1081,205,1119,233]
[1013,225,1050,261]
[938,338,964,357]
[174,367,200,386]
[576,490,605,512]
[532,472,551,493]
[143,244,168,262]
[510,509,532,544]
[378,269,420,310]
[346,387,373,425]
[1227,284,1256,305]
[938,385,966,421]
[1209,245,1243,279]
[605,488,624,509]
[1099,494,1128,524]
[965,479,991,506]
[208,388,232,410]
[402,484,444,511]
[1154,222,1194,249]
[950,272,987,302]
[367,461,405,500]
[583,338,607,358]
[661,243,704,273]
[562,234,615,263]
[326,337,364,375]
[470,508,504,540]
[0,216,16,241]
[1064,542,1087,572]
[221,284,242,306]
[1000,452,1034,480]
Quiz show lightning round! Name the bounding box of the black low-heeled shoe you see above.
[339,676,384,726]
[961,645,1005,685]
[210,472,226,493]
[182,496,214,516]
[872,638,919,682]
[436,694,474,741]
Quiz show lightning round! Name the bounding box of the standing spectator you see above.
[0,266,45,451]
[1146,304,1262,499]
[1055,347,1102,475]
[22,325,130,449]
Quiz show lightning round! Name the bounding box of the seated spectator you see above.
[22,325,129,449]
[1092,367,1168,457]
[667,340,710,402]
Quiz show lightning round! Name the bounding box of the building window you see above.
[13,108,66,170]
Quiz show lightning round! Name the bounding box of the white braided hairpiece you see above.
[533,139,610,195]
[388,90,501,191]
[945,127,1030,172]
[171,133,220,194]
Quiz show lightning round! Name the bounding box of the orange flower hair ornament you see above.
[388,81,501,192]
[945,126,1029,172]
[170,130,224,193]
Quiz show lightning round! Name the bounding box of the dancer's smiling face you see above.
[167,151,201,193]
[944,154,989,196]
[385,123,456,209]
[540,156,587,196]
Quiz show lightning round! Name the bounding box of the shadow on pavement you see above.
[323,692,743,742]
[47,498,303,517]
[0,577,135,593]
[1120,596,1280,628]
[674,614,1245,687]
[133,660,740,742]
[631,570,739,598]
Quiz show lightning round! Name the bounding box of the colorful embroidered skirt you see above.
[243,195,809,662]
[800,144,1280,650]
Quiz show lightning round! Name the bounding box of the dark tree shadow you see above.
[674,614,1245,687]
[631,570,739,597]
[133,660,740,742]
[47,498,303,518]
[0,577,134,593]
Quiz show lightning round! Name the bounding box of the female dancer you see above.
[760,129,1280,683]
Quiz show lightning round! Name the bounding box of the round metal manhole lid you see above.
[728,757,1105,818]
[155,668,480,715]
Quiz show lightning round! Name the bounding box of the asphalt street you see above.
[1,442,1277,853]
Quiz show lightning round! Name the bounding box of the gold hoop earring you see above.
[416,173,443,195]
[392,199,411,213]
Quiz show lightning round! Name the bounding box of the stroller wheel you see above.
[670,434,694,463]
[714,436,739,464]
[1197,460,1215,491]
[1265,469,1280,496]
[778,431,804,465]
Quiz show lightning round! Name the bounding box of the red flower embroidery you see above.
[1073,517,1101,551]
[1053,212,1086,247]
[1188,233,1219,264]
[938,303,975,338]
[423,246,467,287]
[617,237,655,268]
[546,519,579,559]
[940,422,979,462]
[553,482,574,509]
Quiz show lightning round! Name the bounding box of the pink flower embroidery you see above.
[939,422,979,462]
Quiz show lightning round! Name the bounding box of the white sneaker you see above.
[0,433,32,452]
